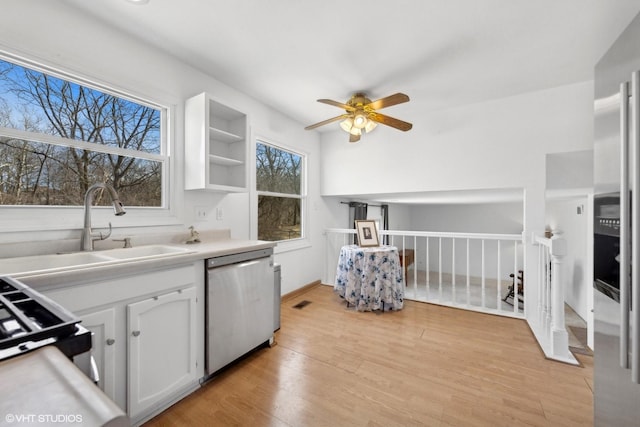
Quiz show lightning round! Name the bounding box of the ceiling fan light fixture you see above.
[349,127,362,136]
[353,113,367,129]
[364,119,377,133]
[340,117,354,132]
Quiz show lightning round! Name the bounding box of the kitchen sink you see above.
[0,245,195,276]
[0,252,114,276]
[99,244,194,259]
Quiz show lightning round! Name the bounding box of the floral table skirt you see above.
[334,245,404,311]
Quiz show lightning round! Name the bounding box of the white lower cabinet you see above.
[127,287,198,419]
[41,261,205,426]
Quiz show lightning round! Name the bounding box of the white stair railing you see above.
[533,230,575,364]
[324,228,524,318]
[324,227,577,364]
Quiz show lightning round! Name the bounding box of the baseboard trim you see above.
[281,280,321,303]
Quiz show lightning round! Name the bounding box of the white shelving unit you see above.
[184,92,248,191]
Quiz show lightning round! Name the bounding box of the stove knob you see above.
[131,330,141,337]
[106,338,115,346]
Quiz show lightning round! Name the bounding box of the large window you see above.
[256,141,305,241]
[0,56,165,207]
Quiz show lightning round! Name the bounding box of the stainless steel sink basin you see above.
[99,244,193,259]
[0,252,114,276]
[0,245,195,276]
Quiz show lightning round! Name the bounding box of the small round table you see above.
[334,245,404,311]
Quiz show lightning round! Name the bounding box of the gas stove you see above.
[0,276,91,362]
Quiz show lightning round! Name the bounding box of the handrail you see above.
[533,235,552,248]
[325,228,522,241]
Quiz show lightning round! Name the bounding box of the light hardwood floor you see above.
[144,284,593,427]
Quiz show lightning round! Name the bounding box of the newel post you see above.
[549,229,569,358]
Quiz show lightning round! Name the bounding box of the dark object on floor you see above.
[293,300,311,309]
[503,270,524,307]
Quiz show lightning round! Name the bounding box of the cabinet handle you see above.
[632,70,640,384]
[106,338,115,346]
[621,80,630,370]
[131,330,141,337]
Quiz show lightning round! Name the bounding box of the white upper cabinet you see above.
[184,92,249,192]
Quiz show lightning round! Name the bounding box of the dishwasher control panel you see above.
[206,247,274,269]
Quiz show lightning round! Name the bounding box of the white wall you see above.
[320,81,593,197]
[409,203,523,234]
[547,150,594,192]
[0,1,330,295]
[322,197,411,231]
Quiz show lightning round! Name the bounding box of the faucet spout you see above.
[81,183,126,251]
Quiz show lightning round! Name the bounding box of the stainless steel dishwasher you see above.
[205,248,274,376]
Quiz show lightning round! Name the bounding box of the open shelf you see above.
[210,155,244,167]
[210,127,243,143]
[185,92,248,192]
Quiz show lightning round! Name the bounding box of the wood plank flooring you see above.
[144,284,593,427]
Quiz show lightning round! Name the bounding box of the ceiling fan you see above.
[304,92,413,142]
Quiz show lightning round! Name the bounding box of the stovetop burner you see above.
[0,276,90,361]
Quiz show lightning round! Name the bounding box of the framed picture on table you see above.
[355,220,379,247]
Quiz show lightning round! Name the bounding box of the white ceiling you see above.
[61,0,640,204]
[63,0,640,125]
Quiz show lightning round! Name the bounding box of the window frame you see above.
[0,51,181,233]
[254,137,308,250]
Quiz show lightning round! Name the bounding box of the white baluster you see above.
[497,240,501,312]
[452,238,456,304]
[549,230,569,359]
[413,235,418,298]
[481,239,486,308]
[514,241,519,315]
[546,245,552,341]
[537,242,542,326]
[466,238,470,306]
[438,237,443,300]
[426,237,430,300]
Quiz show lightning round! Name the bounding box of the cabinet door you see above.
[127,287,197,418]
[80,308,118,401]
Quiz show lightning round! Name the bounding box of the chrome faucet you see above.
[81,183,126,251]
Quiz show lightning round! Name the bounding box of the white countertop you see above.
[0,346,129,426]
[5,231,276,290]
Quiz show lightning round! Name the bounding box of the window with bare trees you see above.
[0,56,165,208]
[256,141,304,241]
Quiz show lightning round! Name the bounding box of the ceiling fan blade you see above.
[349,133,361,143]
[318,99,355,111]
[367,93,410,110]
[304,114,349,130]
[368,112,413,131]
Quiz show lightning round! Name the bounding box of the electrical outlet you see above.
[194,206,208,220]
[216,207,223,221]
